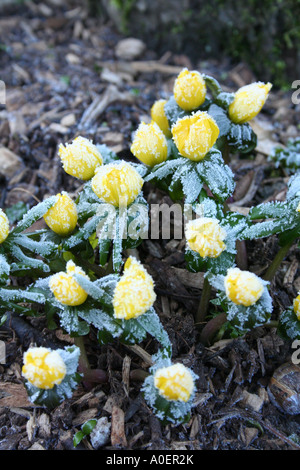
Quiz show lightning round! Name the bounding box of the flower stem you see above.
[263,238,295,282]
[196,276,212,325]
[222,139,230,165]
[74,336,90,372]
[199,312,227,346]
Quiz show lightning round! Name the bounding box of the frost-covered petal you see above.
[224,267,264,307]
[130,121,168,167]
[294,293,300,320]
[49,260,89,306]
[112,256,156,320]
[43,192,78,237]
[154,363,195,402]
[22,347,67,390]
[150,100,172,137]
[173,68,206,112]
[228,82,272,124]
[0,208,9,244]
[91,161,143,207]
[172,111,219,161]
[59,136,103,180]
[185,217,227,258]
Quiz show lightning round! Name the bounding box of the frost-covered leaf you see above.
[96,143,119,164]
[78,308,123,338]
[180,165,203,204]
[10,245,50,273]
[227,122,257,154]
[144,158,185,182]
[64,214,104,249]
[287,172,300,201]
[73,274,105,301]
[214,92,235,109]
[164,96,188,126]
[207,104,231,137]
[12,196,58,235]
[197,149,235,201]
[137,308,172,357]
[241,218,297,240]
[269,139,300,171]
[13,235,56,257]
[0,254,10,282]
[0,287,45,304]
[203,74,223,98]
[249,201,288,220]
[277,307,300,341]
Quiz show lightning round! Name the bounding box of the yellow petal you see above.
[228,82,272,124]
[150,100,172,137]
[113,256,156,319]
[0,208,9,244]
[294,293,300,320]
[185,217,226,258]
[91,161,143,207]
[59,136,103,180]
[224,267,264,307]
[49,260,88,306]
[44,192,78,237]
[174,68,206,111]
[130,120,168,167]
[22,347,66,390]
[172,111,219,161]
[154,363,194,402]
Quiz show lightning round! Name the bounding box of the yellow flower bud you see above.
[297,202,300,213]
[185,217,226,258]
[58,136,103,180]
[43,192,78,237]
[172,111,219,161]
[173,68,206,111]
[224,267,264,307]
[130,121,168,167]
[228,82,272,124]
[150,99,172,137]
[22,347,66,390]
[294,293,300,320]
[91,161,143,207]
[154,363,194,402]
[0,208,9,244]
[49,260,89,306]
[113,256,156,320]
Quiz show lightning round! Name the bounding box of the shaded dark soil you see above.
[0,0,300,451]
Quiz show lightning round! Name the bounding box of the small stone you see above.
[90,417,111,449]
[0,147,24,178]
[60,113,76,127]
[115,38,146,61]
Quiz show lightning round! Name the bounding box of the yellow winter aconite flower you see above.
[58,136,103,180]
[91,161,143,207]
[150,99,172,137]
[173,68,206,111]
[172,111,219,161]
[22,347,66,390]
[294,293,300,320]
[154,363,194,402]
[49,260,89,306]
[228,82,272,124]
[224,267,264,307]
[130,121,168,167]
[297,202,300,213]
[0,208,9,244]
[185,217,226,258]
[113,256,156,320]
[43,192,78,237]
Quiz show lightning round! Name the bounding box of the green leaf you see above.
[12,196,58,235]
[207,104,231,137]
[203,74,223,98]
[5,201,28,224]
[82,419,97,435]
[137,308,172,357]
[227,122,257,154]
[197,150,235,202]
[73,431,85,448]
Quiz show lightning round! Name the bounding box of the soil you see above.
[0,0,300,451]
